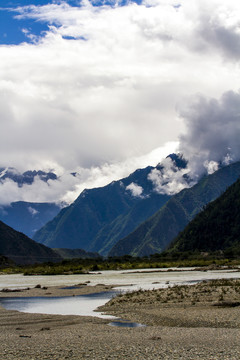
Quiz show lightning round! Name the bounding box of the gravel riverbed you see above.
[0,280,240,359]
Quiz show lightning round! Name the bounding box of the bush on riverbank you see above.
[1,251,240,275]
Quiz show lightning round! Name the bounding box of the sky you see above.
[0,0,240,205]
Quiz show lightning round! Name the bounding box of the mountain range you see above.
[109,161,240,257]
[33,154,187,255]
[0,167,57,185]
[34,158,240,257]
[1,156,240,262]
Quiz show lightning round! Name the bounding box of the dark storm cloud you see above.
[197,16,240,60]
[179,90,240,178]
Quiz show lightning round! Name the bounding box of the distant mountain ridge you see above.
[0,201,62,238]
[109,161,240,257]
[34,154,187,255]
[0,220,61,265]
[0,167,62,238]
[168,178,240,255]
[0,167,57,186]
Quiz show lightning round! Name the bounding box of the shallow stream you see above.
[0,268,239,320]
[0,291,117,319]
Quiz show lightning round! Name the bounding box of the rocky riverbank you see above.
[0,280,240,359]
[100,278,240,328]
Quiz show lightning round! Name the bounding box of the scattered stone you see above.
[40,327,50,331]
[19,335,31,338]
[213,301,240,308]
[76,283,87,286]
[1,288,22,292]
[150,336,162,340]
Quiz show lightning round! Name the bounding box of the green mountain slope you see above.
[53,248,100,259]
[88,193,169,255]
[168,178,240,255]
[109,161,240,257]
[0,220,61,265]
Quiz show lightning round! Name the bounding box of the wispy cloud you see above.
[28,206,39,216]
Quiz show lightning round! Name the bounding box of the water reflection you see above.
[109,320,146,328]
[1,268,240,320]
[0,291,117,319]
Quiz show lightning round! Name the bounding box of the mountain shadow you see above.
[0,220,61,265]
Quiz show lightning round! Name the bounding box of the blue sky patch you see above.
[0,1,55,45]
[0,8,48,45]
[0,0,143,45]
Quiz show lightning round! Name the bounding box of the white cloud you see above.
[148,157,191,195]
[28,206,39,216]
[203,160,219,175]
[0,0,240,202]
[126,182,144,197]
[0,142,177,205]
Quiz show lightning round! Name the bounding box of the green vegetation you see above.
[1,253,240,275]
[168,178,240,255]
[105,278,240,307]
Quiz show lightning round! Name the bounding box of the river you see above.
[0,268,239,319]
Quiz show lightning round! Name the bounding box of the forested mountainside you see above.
[168,178,240,256]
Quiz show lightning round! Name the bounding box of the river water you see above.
[0,268,239,319]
